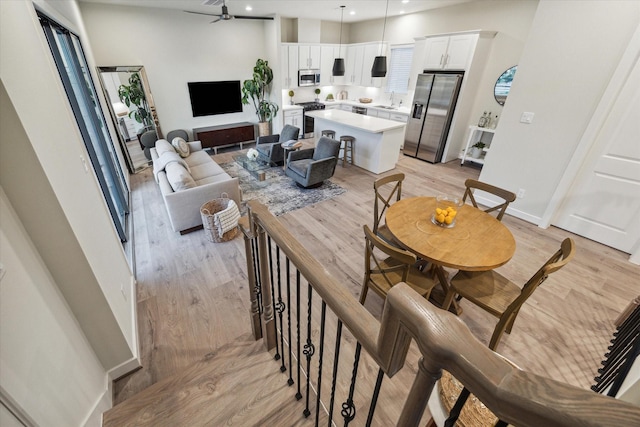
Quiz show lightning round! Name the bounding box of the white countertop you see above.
[327,100,410,116]
[306,109,406,133]
[282,104,303,111]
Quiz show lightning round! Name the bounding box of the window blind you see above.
[386,45,414,94]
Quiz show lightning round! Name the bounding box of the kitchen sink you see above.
[373,105,398,110]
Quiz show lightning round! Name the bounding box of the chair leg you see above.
[442,287,457,312]
[359,284,369,305]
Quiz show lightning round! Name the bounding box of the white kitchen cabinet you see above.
[298,45,321,69]
[389,112,408,122]
[361,43,386,88]
[345,45,364,86]
[324,103,340,110]
[460,125,495,166]
[281,44,299,88]
[320,45,344,86]
[423,34,477,71]
[340,104,352,112]
[283,108,303,135]
[367,109,378,117]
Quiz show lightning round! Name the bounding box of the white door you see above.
[553,52,640,254]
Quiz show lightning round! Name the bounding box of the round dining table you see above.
[385,196,516,313]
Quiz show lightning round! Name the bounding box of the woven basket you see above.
[200,196,238,243]
[438,370,498,427]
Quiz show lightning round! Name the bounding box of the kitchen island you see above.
[306,109,406,174]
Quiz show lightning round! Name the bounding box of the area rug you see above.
[220,161,346,216]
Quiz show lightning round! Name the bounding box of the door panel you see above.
[554,56,640,252]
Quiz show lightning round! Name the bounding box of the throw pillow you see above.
[165,162,196,191]
[155,139,175,156]
[172,137,190,158]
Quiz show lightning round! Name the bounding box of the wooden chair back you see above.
[373,173,404,235]
[361,224,416,303]
[462,179,516,221]
[490,238,576,349]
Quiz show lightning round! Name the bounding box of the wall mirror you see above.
[494,65,517,106]
[97,66,162,173]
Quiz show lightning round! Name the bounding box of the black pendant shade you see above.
[371,56,387,78]
[332,58,345,76]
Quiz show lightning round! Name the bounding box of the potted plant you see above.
[314,88,321,102]
[470,141,486,158]
[117,72,153,131]
[288,90,295,105]
[241,58,279,136]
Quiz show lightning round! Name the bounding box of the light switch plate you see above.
[520,112,535,124]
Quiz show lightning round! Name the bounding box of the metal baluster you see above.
[365,368,385,426]
[328,320,343,427]
[286,258,294,386]
[296,269,303,400]
[341,342,362,426]
[444,387,471,427]
[267,236,280,361]
[315,301,327,426]
[251,237,262,316]
[275,246,286,370]
[303,283,315,418]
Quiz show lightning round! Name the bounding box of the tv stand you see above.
[193,122,256,154]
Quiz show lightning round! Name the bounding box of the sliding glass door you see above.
[39,13,129,241]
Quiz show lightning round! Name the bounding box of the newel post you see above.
[239,217,262,340]
[397,357,442,427]
[256,219,277,350]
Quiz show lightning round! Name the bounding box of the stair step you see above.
[103,334,327,426]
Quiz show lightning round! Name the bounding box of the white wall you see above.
[1,189,108,426]
[480,0,640,223]
[1,0,139,423]
[79,3,279,139]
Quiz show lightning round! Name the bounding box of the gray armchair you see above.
[285,137,340,188]
[166,129,189,143]
[140,129,158,160]
[255,124,300,166]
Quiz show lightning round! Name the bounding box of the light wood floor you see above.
[114,141,640,423]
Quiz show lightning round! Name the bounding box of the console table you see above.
[193,122,256,154]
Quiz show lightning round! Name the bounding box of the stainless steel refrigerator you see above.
[403,72,463,163]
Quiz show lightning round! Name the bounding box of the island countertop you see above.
[306,109,406,133]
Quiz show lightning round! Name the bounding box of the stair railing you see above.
[241,200,640,427]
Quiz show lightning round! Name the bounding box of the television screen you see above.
[187,80,243,117]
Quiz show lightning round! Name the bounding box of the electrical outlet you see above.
[517,188,526,199]
[80,155,89,173]
[121,282,127,300]
[520,112,535,124]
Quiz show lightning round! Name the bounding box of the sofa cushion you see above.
[287,159,311,178]
[190,160,227,182]
[165,162,196,191]
[155,139,175,156]
[172,137,190,158]
[194,173,233,186]
[184,150,213,168]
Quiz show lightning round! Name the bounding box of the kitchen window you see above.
[39,12,130,242]
[386,44,414,94]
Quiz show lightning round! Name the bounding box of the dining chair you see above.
[373,172,405,246]
[462,179,516,221]
[442,238,575,350]
[360,225,437,305]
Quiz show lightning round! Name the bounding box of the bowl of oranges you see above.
[431,195,463,228]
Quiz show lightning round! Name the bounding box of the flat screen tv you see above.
[187,80,243,117]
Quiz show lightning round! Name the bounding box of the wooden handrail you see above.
[246,201,640,427]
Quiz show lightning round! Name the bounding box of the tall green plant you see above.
[241,59,279,123]
[117,73,153,127]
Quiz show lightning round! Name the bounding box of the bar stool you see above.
[338,135,355,167]
[321,129,336,139]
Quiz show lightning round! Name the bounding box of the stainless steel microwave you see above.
[298,69,320,87]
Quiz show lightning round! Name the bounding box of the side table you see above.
[281,141,303,170]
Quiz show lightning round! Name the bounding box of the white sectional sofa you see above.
[151,139,241,234]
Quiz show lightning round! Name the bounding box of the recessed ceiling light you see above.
[402,0,409,4]
[350,11,355,15]
[245,5,252,11]
[400,10,405,14]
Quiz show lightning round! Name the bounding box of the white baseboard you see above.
[474,194,542,225]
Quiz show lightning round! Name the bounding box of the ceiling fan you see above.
[185,0,274,24]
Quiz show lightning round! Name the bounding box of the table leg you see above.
[433,265,461,315]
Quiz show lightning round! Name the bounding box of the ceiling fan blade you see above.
[183,10,223,17]
[234,15,275,21]
[210,17,223,23]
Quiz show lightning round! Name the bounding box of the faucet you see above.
[389,91,395,107]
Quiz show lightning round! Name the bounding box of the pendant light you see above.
[332,6,346,77]
[371,0,389,78]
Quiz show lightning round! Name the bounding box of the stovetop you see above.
[296,102,326,111]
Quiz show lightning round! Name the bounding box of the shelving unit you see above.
[461,125,495,166]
